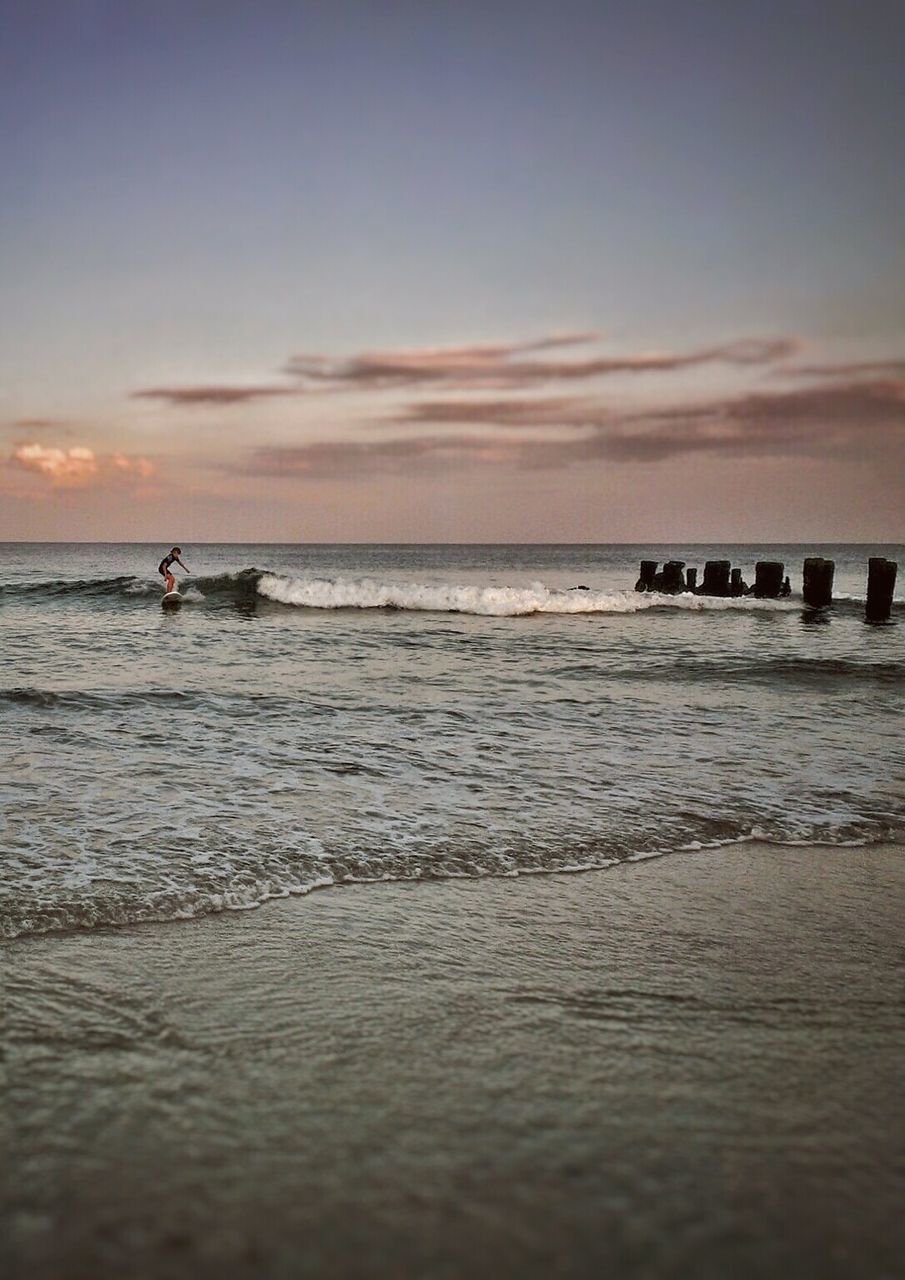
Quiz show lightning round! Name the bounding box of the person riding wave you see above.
[158,546,190,594]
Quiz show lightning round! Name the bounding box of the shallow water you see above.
[6,844,905,1280]
[1,542,903,938]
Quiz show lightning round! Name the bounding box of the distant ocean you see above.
[2,542,903,940]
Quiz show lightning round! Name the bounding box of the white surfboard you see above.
[161,590,182,607]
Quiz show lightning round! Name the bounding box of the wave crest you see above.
[255,573,801,617]
[1,568,263,603]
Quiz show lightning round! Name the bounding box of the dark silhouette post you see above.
[866,558,898,623]
[730,568,749,596]
[685,567,698,592]
[803,557,835,608]
[753,561,784,598]
[661,560,686,594]
[702,560,731,596]
[635,561,657,592]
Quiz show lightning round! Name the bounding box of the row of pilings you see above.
[634,557,899,622]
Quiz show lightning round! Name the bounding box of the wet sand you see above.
[4,841,904,1280]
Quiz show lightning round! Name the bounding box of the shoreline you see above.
[6,840,905,1279]
[6,832,902,946]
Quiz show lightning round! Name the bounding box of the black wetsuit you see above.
[159,552,178,576]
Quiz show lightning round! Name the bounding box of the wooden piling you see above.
[685,567,698,592]
[702,560,731,596]
[753,561,784,598]
[634,560,657,592]
[866,558,898,623]
[661,560,686,594]
[730,568,747,596]
[802,557,835,608]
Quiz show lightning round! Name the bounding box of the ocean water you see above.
[2,542,903,940]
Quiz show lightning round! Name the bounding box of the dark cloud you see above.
[234,376,905,480]
[13,417,61,429]
[403,377,905,429]
[132,385,298,406]
[393,397,610,428]
[521,377,905,466]
[130,336,601,406]
[284,335,799,391]
[130,332,798,407]
[782,358,905,380]
[398,377,905,434]
[284,333,600,386]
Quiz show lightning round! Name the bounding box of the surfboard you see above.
[161,591,182,607]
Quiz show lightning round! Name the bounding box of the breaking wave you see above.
[5,567,898,620]
[255,573,802,616]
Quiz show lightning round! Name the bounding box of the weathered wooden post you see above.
[702,560,731,596]
[866,558,898,623]
[803,557,835,608]
[753,561,784,598]
[685,567,698,592]
[635,560,657,592]
[661,560,686,594]
[730,568,748,596]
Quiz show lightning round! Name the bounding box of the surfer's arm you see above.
[176,558,189,572]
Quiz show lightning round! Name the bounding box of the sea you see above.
[2,542,903,941]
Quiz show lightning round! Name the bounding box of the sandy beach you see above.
[5,840,904,1280]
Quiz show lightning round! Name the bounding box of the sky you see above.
[1,0,903,542]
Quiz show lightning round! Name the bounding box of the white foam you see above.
[256,573,800,618]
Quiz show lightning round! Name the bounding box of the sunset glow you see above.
[1,1,903,540]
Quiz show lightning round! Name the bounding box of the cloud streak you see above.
[398,377,905,433]
[781,358,905,380]
[393,397,615,429]
[131,332,800,406]
[233,376,905,480]
[285,335,799,390]
[132,384,298,406]
[239,435,516,480]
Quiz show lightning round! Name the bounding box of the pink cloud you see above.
[111,453,155,479]
[10,443,156,487]
[12,444,98,483]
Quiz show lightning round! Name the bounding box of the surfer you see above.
[158,546,190,594]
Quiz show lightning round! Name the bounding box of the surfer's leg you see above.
[165,572,175,593]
